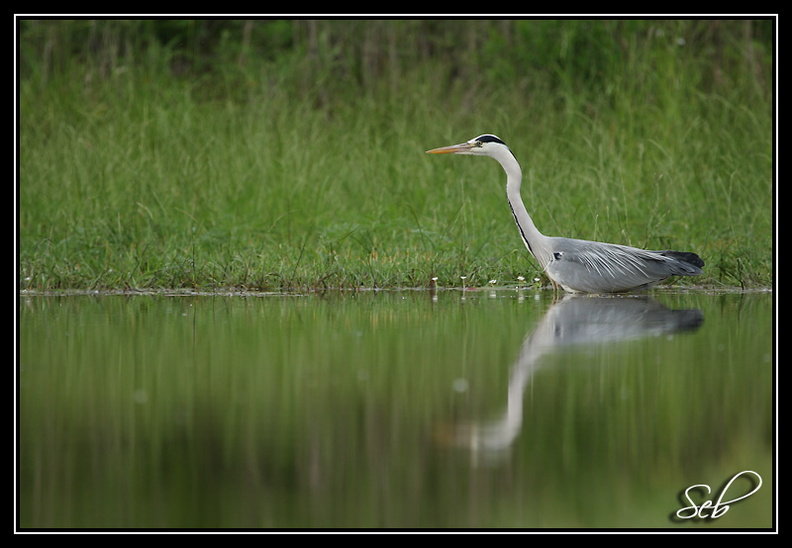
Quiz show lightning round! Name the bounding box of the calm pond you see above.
[18,289,774,530]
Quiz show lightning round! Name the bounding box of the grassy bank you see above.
[18,19,774,291]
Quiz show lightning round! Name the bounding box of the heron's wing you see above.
[546,238,702,293]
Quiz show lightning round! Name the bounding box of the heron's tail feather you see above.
[659,251,705,276]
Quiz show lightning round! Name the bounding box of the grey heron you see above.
[426,134,704,293]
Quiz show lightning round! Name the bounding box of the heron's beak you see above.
[426,142,474,154]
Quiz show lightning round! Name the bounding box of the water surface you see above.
[18,289,773,529]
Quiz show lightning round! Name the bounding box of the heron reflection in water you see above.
[438,295,703,463]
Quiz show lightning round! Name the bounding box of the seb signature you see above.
[675,470,763,520]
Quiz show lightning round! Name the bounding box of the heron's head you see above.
[426,134,509,157]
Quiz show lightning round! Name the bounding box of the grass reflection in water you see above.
[18,290,773,529]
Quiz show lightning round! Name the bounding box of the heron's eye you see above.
[472,141,483,148]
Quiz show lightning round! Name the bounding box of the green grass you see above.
[18,20,774,292]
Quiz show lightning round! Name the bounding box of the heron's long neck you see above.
[493,149,551,268]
